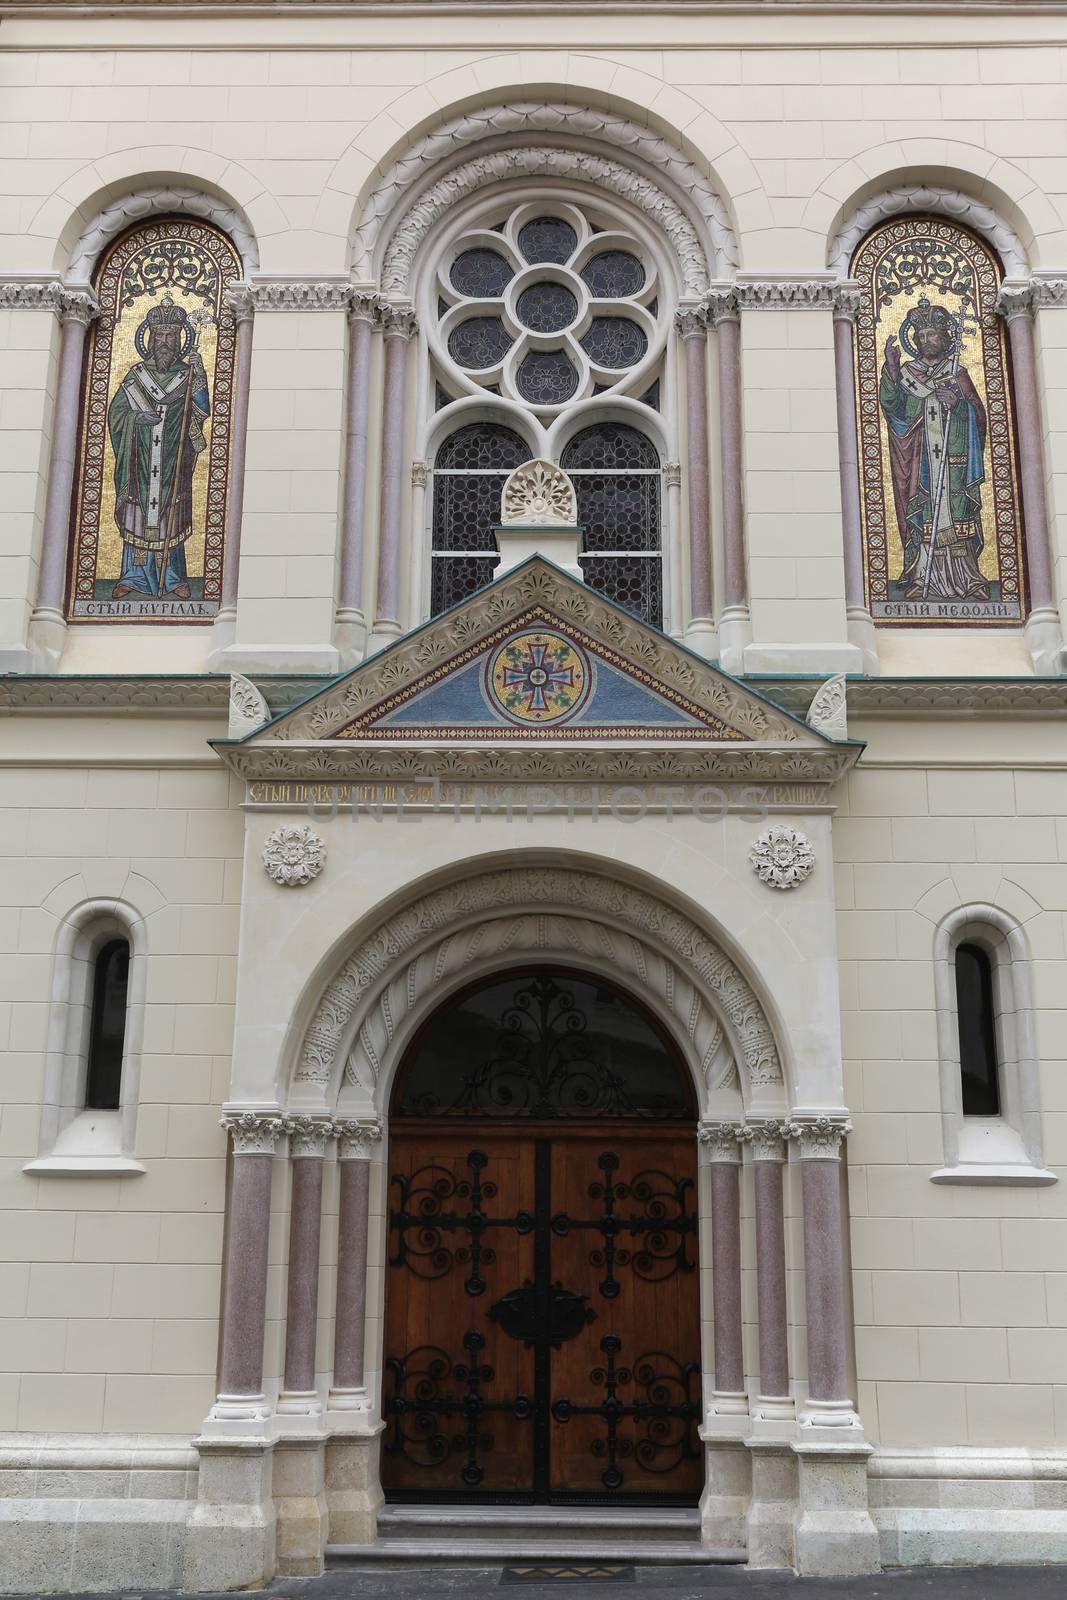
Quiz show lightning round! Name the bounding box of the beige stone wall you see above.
[0,718,241,1436]
[838,719,1067,1449]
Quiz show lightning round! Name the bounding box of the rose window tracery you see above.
[434,201,662,415]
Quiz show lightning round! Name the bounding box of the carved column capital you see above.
[411,459,429,489]
[831,281,863,323]
[380,303,418,340]
[740,1120,789,1162]
[664,460,682,489]
[698,1120,745,1163]
[348,290,386,326]
[223,283,256,324]
[674,305,709,341]
[334,1119,383,1160]
[704,285,740,326]
[786,1115,852,1161]
[283,1114,333,1159]
[996,281,1037,322]
[221,1109,286,1155]
[0,281,100,324]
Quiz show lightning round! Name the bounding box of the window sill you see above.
[23,1154,146,1177]
[930,1162,1057,1187]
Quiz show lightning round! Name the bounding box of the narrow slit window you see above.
[86,939,130,1111]
[956,941,1000,1117]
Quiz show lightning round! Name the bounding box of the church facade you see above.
[2,0,1067,1591]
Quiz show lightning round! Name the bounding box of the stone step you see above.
[328,1538,741,1566]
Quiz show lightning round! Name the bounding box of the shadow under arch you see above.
[278,849,796,1123]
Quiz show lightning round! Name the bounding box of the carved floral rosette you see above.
[262,824,326,887]
[749,825,815,891]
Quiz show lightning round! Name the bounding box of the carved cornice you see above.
[221,1109,285,1155]
[785,1115,852,1161]
[0,281,100,323]
[1032,279,1067,309]
[738,677,1067,721]
[334,1119,383,1161]
[283,1114,333,1159]
[698,1121,745,1163]
[0,675,323,719]
[828,185,1028,278]
[359,101,732,292]
[229,279,354,313]
[297,866,781,1099]
[736,278,836,311]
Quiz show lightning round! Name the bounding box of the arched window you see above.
[66,215,242,624]
[932,907,1053,1186]
[561,422,662,627]
[849,215,1026,628]
[431,422,528,614]
[86,938,131,1112]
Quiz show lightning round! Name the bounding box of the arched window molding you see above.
[931,904,1055,1186]
[828,185,1028,280]
[25,900,148,1176]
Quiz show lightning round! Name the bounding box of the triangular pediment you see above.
[251,561,826,745]
[214,560,862,787]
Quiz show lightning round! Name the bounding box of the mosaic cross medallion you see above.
[486,630,592,726]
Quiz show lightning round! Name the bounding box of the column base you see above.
[746,1440,797,1570]
[275,1390,325,1434]
[334,609,368,670]
[684,614,718,661]
[716,605,751,676]
[273,1437,328,1577]
[792,1441,879,1577]
[325,1430,384,1546]
[183,1439,276,1593]
[749,1394,797,1436]
[698,1436,751,1550]
[1025,606,1066,674]
[742,641,865,676]
[26,607,67,671]
[208,642,341,677]
[846,605,880,675]
[198,1392,274,1441]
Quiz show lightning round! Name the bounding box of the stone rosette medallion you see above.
[749,825,815,891]
[485,629,592,726]
[263,824,326,887]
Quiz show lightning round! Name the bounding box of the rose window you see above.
[434,201,661,414]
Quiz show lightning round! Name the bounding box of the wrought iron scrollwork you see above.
[551,1333,700,1491]
[389,1148,533,1296]
[385,1329,533,1488]
[551,1151,696,1299]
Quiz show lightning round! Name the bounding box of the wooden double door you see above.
[381,1122,702,1504]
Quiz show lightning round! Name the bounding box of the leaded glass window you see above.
[431,422,528,615]
[562,423,663,628]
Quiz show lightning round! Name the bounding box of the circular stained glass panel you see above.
[515,349,579,405]
[448,317,514,370]
[516,282,578,333]
[450,248,513,299]
[517,216,578,266]
[580,317,648,369]
[581,250,646,298]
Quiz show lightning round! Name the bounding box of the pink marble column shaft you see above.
[332,1145,375,1396]
[800,1153,850,1403]
[282,1149,326,1397]
[219,300,254,615]
[832,303,867,616]
[338,303,376,619]
[677,310,714,623]
[1004,306,1055,613]
[709,1159,745,1396]
[715,312,747,613]
[219,1151,275,1396]
[752,1155,789,1400]
[374,310,416,633]
[35,312,92,618]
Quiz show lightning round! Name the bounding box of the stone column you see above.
[29,289,99,666]
[329,1119,382,1413]
[789,1116,878,1578]
[675,307,716,657]
[997,283,1064,671]
[336,293,381,665]
[697,1121,750,1551]
[278,1117,332,1420]
[831,282,878,673]
[706,287,750,672]
[371,306,417,649]
[185,1109,284,1594]
[209,285,255,659]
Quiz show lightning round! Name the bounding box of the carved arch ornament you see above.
[356,103,737,295]
[290,866,784,1116]
[828,185,1028,278]
[67,185,259,282]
